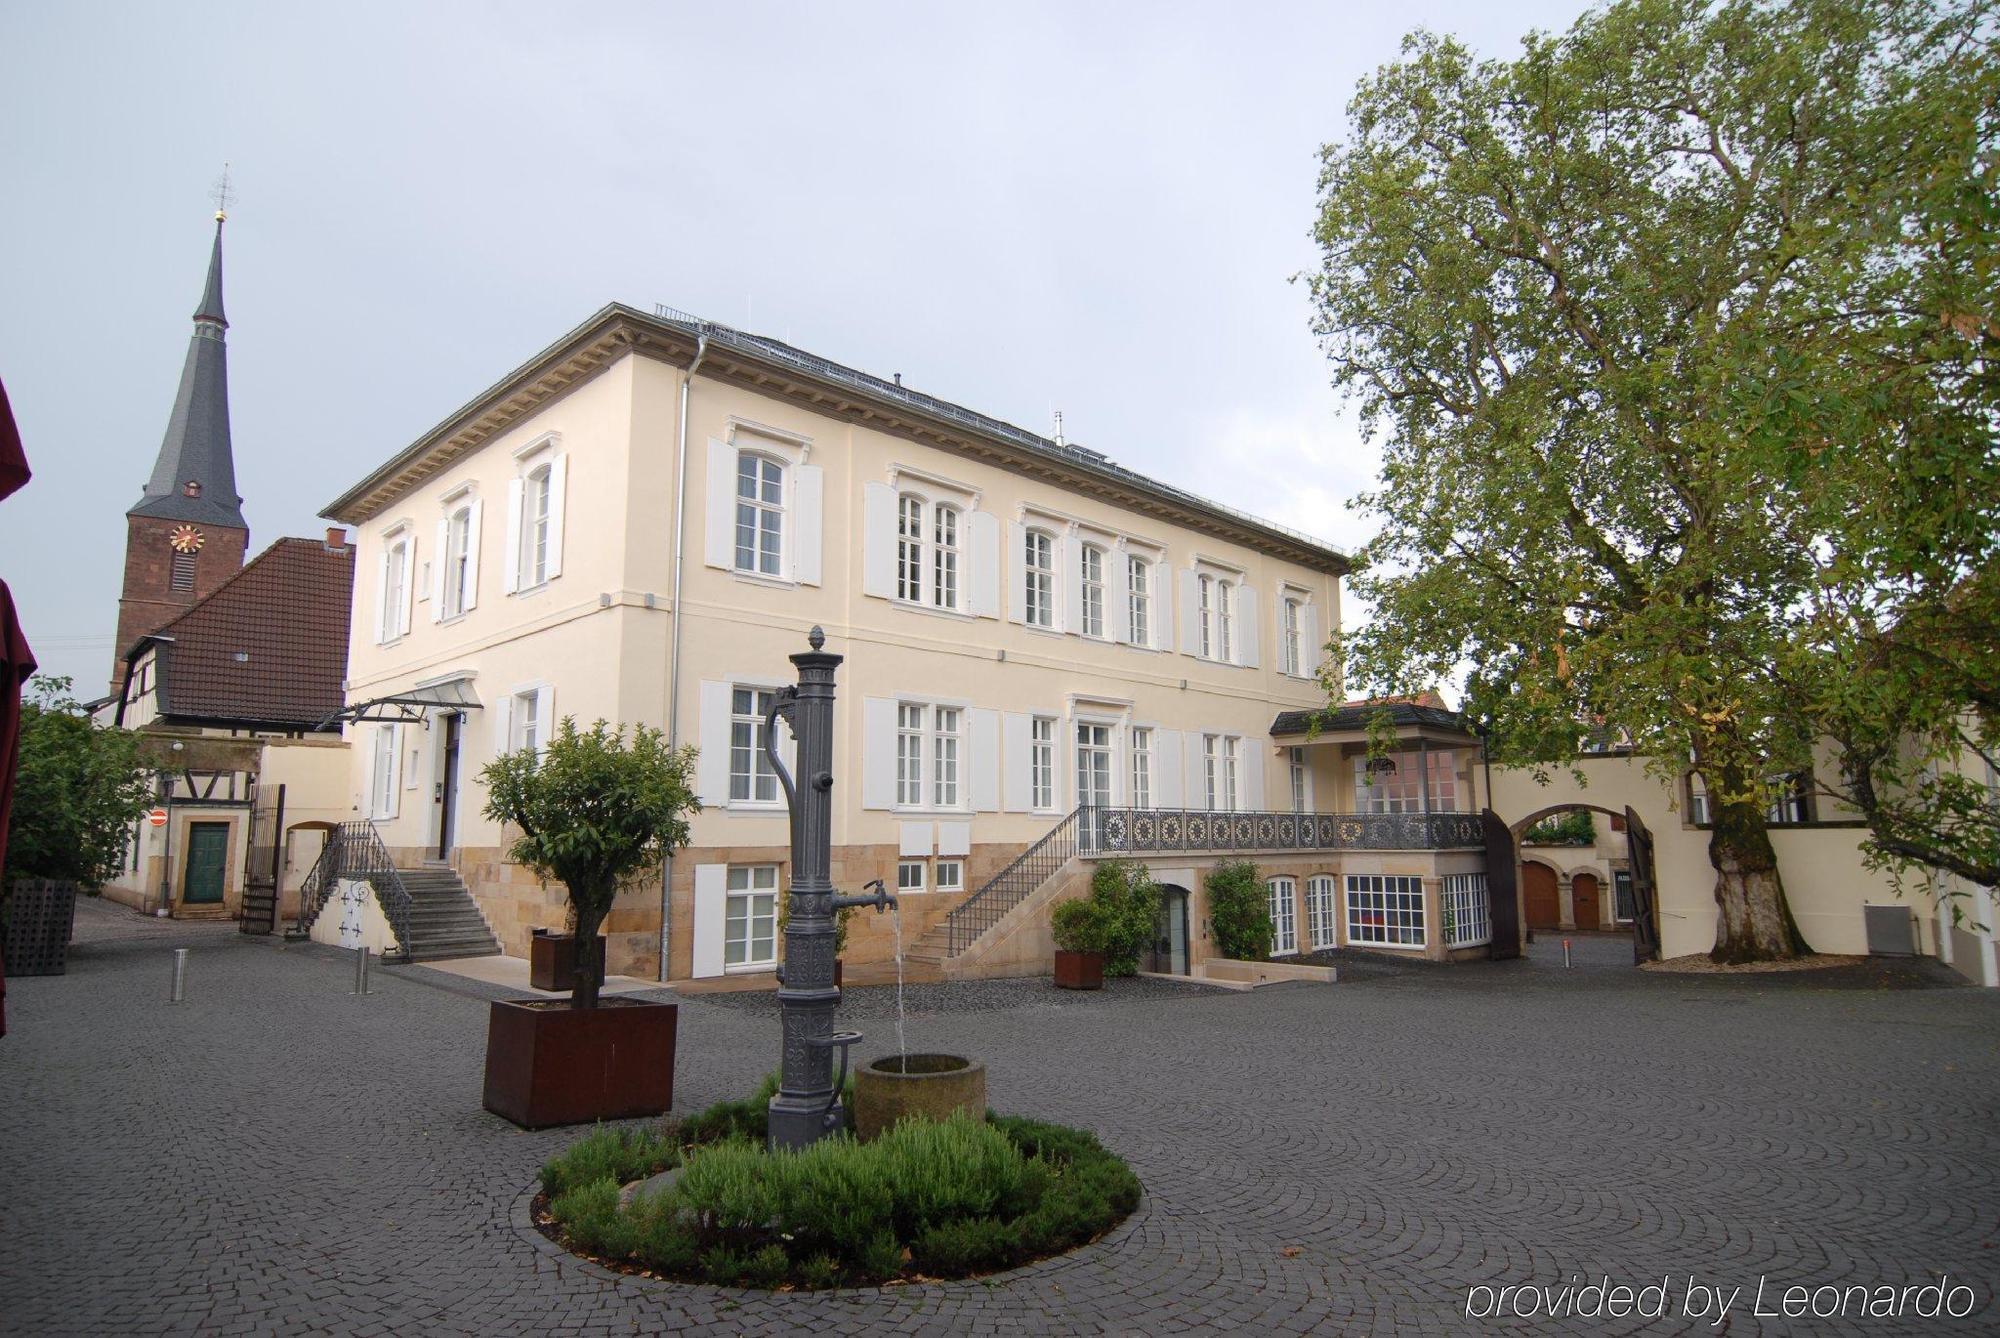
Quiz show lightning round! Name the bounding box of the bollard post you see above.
[1563,937,1573,969]
[352,944,372,995]
[170,947,188,1003]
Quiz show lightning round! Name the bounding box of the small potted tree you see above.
[479,717,697,1128]
[1050,896,1109,990]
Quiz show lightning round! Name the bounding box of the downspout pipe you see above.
[661,334,709,982]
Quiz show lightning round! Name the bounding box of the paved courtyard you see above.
[3,905,1997,1335]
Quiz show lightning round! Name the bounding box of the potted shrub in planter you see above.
[1050,896,1109,989]
[479,718,698,1128]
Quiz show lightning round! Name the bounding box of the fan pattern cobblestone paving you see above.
[3,909,1997,1335]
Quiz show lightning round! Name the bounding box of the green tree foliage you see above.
[1307,0,1998,959]
[4,677,153,891]
[1086,858,1159,977]
[1523,810,1596,846]
[1205,860,1270,962]
[481,717,698,1007]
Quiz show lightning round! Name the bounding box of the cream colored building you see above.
[322,304,1504,983]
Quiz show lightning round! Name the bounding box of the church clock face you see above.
[169,524,206,554]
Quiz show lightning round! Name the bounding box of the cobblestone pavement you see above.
[3,925,1997,1336]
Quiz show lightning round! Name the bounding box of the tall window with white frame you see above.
[510,689,543,756]
[1442,873,1492,948]
[730,687,779,804]
[380,537,408,642]
[1127,555,1150,647]
[724,865,779,969]
[1282,596,1303,675]
[443,506,472,617]
[734,453,784,577]
[1267,877,1298,955]
[523,463,553,587]
[370,726,396,818]
[932,707,962,808]
[896,703,925,807]
[1202,734,1239,811]
[1197,575,1214,658]
[1024,530,1055,628]
[1289,746,1310,813]
[1346,874,1426,949]
[1306,875,1338,949]
[932,505,959,610]
[1080,544,1106,637]
[1129,727,1153,810]
[1216,580,1234,662]
[1030,716,1056,810]
[896,495,924,602]
[1076,723,1112,848]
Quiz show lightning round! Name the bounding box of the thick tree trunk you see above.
[570,902,605,1010]
[1707,798,1809,963]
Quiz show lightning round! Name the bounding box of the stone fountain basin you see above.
[852,1053,987,1141]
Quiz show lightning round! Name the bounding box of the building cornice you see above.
[322,303,1351,575]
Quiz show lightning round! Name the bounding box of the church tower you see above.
[112,210,251,692]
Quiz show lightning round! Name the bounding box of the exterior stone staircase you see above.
[391,865,502,962]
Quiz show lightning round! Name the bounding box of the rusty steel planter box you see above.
[853,1053,987,1141]
[1053,948,1104,991]
[481,997,677,1129]
[527,931,605,994]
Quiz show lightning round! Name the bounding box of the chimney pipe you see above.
[324,526,348,551]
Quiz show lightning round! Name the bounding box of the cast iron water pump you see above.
[763,626,896,1150]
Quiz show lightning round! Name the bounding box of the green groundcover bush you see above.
[539,1075,1140,1288]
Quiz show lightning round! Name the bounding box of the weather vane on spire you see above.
[210,162,235,223]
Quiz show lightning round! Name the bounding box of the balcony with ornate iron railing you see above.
[1083,806,1485,857]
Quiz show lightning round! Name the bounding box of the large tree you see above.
[1307,0,1997,960]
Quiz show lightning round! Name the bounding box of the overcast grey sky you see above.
[0,0,1591,691]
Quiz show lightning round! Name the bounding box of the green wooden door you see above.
[183,822,230,904]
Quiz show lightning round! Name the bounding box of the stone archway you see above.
[1489,802,1663,964]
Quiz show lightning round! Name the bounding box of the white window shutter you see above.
[1186,734,1207,811]
[1151,560,1173,651]
[794,464,823,586]
[968,511,1001,619]
[384,725,402,817]
[1062,533,1084,634]
[493,694,513,755]
[535,686,557,752]
[696,681,732,805]
[704,440,736,570]
[1156,729,1184,808]
[544,455,568,580]
[970,707,1000,812]
[1109,552,1131,643]
[691,864,728,978]
[398,547,414,638]
[860,697,896,809]
[375,548,391,643]
[431,520,448,618]
[502,479,523,595]
[1178,570,1201,655]
[861,482,897,599]
[1006,522,1028,624]
[1238,586,1260,668]
[1002,712,1031,812]
[1243,740,1265,810]
[463,498,483,611]
[1300,603,1318,677]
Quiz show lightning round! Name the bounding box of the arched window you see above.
[1023,529,1056,628]
[735,452,785,576]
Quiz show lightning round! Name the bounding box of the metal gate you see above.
[1481,809,1521,960]
[1623,806,1662,964]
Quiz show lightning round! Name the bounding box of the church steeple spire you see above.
[128,211,246,530]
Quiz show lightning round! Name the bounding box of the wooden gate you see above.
[1481,809,1521,960]
[1624,806,1662,964]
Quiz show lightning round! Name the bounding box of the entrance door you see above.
[1151,885,1190,975]
[1076,722,1112,849]
[436,712,462,859]
[1521,861,1560,931]
[183,822,230,904]
[1572,872,1601,929]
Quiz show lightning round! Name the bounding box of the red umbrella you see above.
[0,375,36,1038]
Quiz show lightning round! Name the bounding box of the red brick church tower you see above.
[111,211,250,693]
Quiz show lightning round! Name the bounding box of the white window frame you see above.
[1129,726,1153,810]
[935,858,965,893]
[1346,874,1426,949]
[1024,528,1057,629]
[510,687,545,757]
[1198,575,1214,659]
[932,502,961,611]
[1281,596,1303,676]
[1442,873,1492,948]
[1267,877,1298,956]
[1216,580,1234,662]
[1354,751,1457,815]
[1126,554,1151,648]
[896,494,924,603]
[896,703,926,808]
[1075,719,1114,810]
[441,503,474,619]
[897,858,928,895]
[729,685,782,807]
[891,699,970,814]
[1306,875,1338,949]
[378,532,411,644]
[932,706,963,809]
[522,461,554,589]
[369,725,399,819]
[1030,715,1057,811]
[724,864,780,970]
[1079,543,1106,638]
[1289,746,1311,814]
[734,450,787,578]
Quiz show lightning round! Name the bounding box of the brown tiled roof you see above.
[134,536,354,730]
[1271,690,1473,740]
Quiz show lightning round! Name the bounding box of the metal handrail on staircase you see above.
[289,821,414,962]
[945,806,1083,957]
